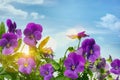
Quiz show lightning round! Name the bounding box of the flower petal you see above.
[64,57,73,69]
[24,36,36,46]
[18,58,26,65]
[44,75,52,80]
[0,38,8,47]
[2,47,14,55]
[33,31,42,40]
[28,58,36,68]
[64,70,78,79]
[9,39,18,48]
[24,28,32,36]
[2,33,17,41]
[26,66,32,74]
[16,29,22,38]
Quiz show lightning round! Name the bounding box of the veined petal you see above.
[64,70,78,79]
[2,47,14,55]
[24,28,32,36]
[0,38,8,47]
[33,31,42,40]
[9,39,18,48]
[24,36,36,46]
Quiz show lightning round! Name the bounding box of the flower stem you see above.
[77,39,81,49]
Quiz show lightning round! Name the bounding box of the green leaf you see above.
[46,58,60,71]
[54,75,70,80]
[107,55,112,63]
[68,47,75,52]
[0,22,6,38]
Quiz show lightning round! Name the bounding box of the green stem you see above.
[77,39,81,49]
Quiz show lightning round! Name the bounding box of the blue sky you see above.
[0,0,120,59]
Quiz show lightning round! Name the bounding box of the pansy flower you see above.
[64,52,85,79]
[23,23,42,46]
[0,33,18,55]
[18,57,36,74]
[6,19,22,38]
[81,38,100,62]
[67,31,89,39]
[110,59,120,75]
[40,64,54,80]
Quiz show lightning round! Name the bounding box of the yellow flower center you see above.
[71,65,75,70]
[6,43,10,48]
[24,63,28,67]
[29,34,34,39]
[90,49,93,54]
[45,71,49,75]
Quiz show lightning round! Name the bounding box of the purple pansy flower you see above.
[77,31,89,39]
[64,52,85,79]
[96,58,106,69]
[6,19,22,38]
[110,59,120,75]
[40,64,54,80]
[18,57,36,74]
[0,33,18,55]
[23,23,43,46]
[81,38,100,62]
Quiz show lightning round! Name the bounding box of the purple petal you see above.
[2,47,14,55]
[44,75,52,80]
[2,33,17,41]
[18,58,26,65]
[75,64,84,73]
[110,68,120,75]
[16,29,22,38]
[6,19,12,27]
[64,70,78,79]
[111,59,120,68]
[33,31,42,40]
[24,36,36,46]
[64,57,73,69]
[0,38,8,47]
[36,24,43,32]
[9,39,18,48]
[28,58,36,68]
[26,66,32,74]
[24,28,32,36]
[19,65,25,73]
[75,47,84,55]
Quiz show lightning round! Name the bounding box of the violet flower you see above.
[67,31,88,39]
[6,19,22,38]
[23,23,42,46]
[40,64,54,80]
[64,52,85,79]
[96,58,106,69]
[110,59,120,75]
[0,33,18,55]
[81,38,100,62]
[18,57,36,74]
[77,31,89,39]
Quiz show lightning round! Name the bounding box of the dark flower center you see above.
[6,43,10,48]
[29,34,34,39]
[45,71,49,75]
[90,49,93,54]
[71,65,76,70]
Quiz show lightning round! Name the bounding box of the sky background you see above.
[0,0,120,59]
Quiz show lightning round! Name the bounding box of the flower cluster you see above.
[0,19,119,80]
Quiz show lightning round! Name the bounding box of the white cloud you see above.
[97,13,120,31]
[0,0,45,20]
[0,1,28,19]
[1,0,44,5]
[30,12,45,20]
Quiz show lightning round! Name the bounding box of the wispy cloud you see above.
[97,13,120,31]
[0,0,46,20]
[30,12,45,20]
[0,3,28,19]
